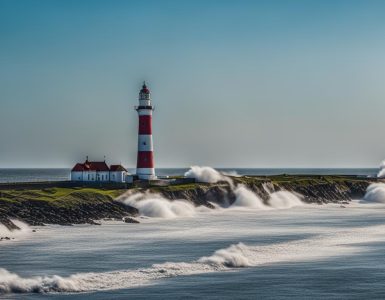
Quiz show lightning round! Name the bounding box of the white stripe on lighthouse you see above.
[138,109,153,116]
[136,168,156,175]
[138,135,153,151]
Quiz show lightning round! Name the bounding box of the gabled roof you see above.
[71,163,85,172]
[85,161,110,172]
[110,165,127,172]
[71,160,110,172]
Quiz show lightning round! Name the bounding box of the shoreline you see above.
[0,175,381,229]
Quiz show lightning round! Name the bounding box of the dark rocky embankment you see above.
[0,188,138,227]
[0,175,381,228]
[149,175,380,206]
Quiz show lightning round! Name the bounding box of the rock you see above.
[123,217,140,224]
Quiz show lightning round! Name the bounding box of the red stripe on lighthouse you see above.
[138,115,152,134]
[137,151,154,168]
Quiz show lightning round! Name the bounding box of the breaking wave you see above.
[363,183,385,203]
[267,191,304,209]
[117,192,209,218]
[231,185,303,209]
[184,166,234,187]
[117,167,304,219]
[377,160,385,178]
[232,185,267,209]
[0,242,252,294]
[2,223,383,294]
[0,220,31,239]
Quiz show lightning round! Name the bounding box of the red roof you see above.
[110,165,127,172]
[71,161,110,172]
[71,163,85,172]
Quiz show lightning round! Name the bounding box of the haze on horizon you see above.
[1,0,385,168]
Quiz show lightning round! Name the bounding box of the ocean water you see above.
[2,201,385,299]
[0,168,378,183]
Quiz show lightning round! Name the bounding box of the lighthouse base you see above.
[136,168,157,180]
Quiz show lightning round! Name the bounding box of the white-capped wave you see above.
[198,242,253,267]
[377,160,385,178]
[232,185,267,209]
[363,183,385,203]
[230,185,303,210]
[267,191,304,209]
[117,192,208,219]
[184,166,233,187]
[0,220,31,240]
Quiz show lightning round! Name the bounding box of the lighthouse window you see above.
[143,141,146,145]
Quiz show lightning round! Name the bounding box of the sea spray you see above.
[198,243,252,267]
[231,185,267,209]
[118,192,208,218]
[230,184,303,209]
[185,166,304,209]
[119,167,304,217]
[378,160,385,178]
[0,220,31,239]
[267,191,304,209]
[363,183,385,203]
[184,166,234,187]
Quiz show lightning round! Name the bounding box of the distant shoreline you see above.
[0,168,379,184]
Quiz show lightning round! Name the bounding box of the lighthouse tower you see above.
[135,82,157,180]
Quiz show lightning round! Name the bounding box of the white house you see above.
[70,159,129,183]
[109,165,128,182]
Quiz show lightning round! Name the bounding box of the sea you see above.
[1,168,385,299]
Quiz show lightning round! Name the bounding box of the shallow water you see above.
[1,201,385,299]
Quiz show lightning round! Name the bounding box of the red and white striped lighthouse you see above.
[135,82,157,180]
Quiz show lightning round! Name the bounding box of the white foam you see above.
[184,166,234,187]
[230,185,303,210]
[377,160,385,178]
[118,192,209,219]
[184,166,225,183]
[363,183,385,203]
[0,220,31,240]
[267,191,304,209]
[232,185,267,209]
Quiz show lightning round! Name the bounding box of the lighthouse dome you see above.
[140,82,150,94]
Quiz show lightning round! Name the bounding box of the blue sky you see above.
[1,0,385,168]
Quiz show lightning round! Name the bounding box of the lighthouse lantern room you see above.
[135,82,157,180]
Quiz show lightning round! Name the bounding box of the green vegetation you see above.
[0,187,127,207]
[149,183,208,193]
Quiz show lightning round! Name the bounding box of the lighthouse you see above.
[135,82,157,180]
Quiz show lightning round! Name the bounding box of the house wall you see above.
[71,172,83,181]
[110,171,126,182]
[97,171,110,182]
[83,171,96,181]
[71,170,129,182]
